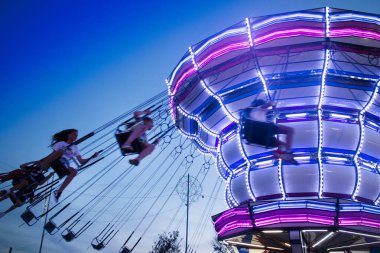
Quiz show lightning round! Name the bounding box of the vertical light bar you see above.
[317,7,330,199]
[189,46,239,123]
[245,17,270,100]
[237,123,256,202]
[277,159,285,200]
[325,7,330,37]
[354,80,380,200]
[245,17,254,47]
[226,176,239,207]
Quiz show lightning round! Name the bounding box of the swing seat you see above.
[120,247,131,253]
[44,220,58,234]
[21,209,38,226]
[115,131,143,156]
[62,231,76,242]
[50,159,70,179]
[91,242,105,250]
[0,169,26,183]
[241,117,277,148]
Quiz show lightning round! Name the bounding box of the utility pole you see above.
[176,173,202,253]
[39,176,54,253]
[185,173,190,253]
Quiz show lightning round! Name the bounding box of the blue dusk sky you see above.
[0,1,379,253]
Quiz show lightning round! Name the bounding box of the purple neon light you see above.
[217,220,253,236]
[214,208,249,225]
[197,41,250,69]
[255,214,334,227]
[214,202,380,236]
[330,28,380,41]
[254,28,324,45]
[216,216,380,236]
[339,217,380,228]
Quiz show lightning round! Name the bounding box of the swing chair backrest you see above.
[240,115,277,149]
[62,231,76,242]
[120,247,131,253]
[91,242,105,250]
[44,220,58,234]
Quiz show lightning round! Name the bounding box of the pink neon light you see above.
[197,41,250,69]
[339,217,380,228]
[330,28,380,42]
[217,220,253,236]
[255,214,334,227]
[214,209,250,225]
[254,28,324,45]
[171,67,197,95]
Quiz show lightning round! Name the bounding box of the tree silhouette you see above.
[149,230,182,253]
[212,237,229,253]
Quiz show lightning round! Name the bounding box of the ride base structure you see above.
[167,7,380,252]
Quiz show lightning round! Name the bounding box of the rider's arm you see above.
[134,109,152,121]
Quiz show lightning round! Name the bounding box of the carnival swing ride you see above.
[1,6,380,253]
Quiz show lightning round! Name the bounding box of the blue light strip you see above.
[330,12,380,26]
[252,200,337,214]
[253,12,324,30]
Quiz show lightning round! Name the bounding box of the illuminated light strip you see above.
[245,17,254,47]
[286,113,308,118]
[330,12,380,25]
[328,241,380,251]
[177,105,219,137]
[302,229,328,232]
[197,41,250,69]
[317,7,330,199]
[339,229,380,239]
[278,159,285,200]
[217,220,253,236]
[246,17,270,101]
[353,80,380,201]
[339,217,380,228]
[330,113,352,119]
[189,47,239,123]
[224,240,285,251]
[262,230,284,233]
[254,28,325,46]
[214,208,249,225]
[325,7,330,37]
[168,64,197,122]
[236,122,256,202]
[317,48,330,198]
[166,55,192,90]
[330,28,380,41]
[312,232,334,248]
[253,12,324,30]
[194,27,247,56]
[225,176,239,207]
[219,138,235,177]
[177,127,217,152]
[340,203,380,214]
[254,214,334,227]
[217,152,233,181]
[169,65,197,96]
